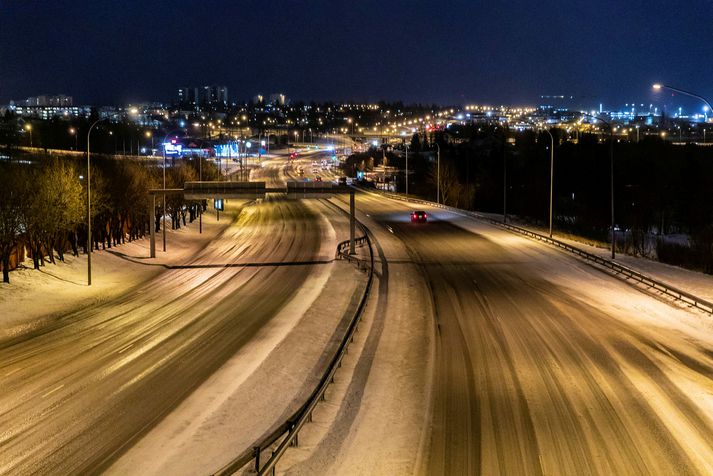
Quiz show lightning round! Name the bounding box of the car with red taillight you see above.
[411,210,427,223]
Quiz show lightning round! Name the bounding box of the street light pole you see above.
[405,143,409,196]
[503,135,507,224]
[159,128,185,252]
[161,140,167,252]
[573,111,616,259]
[85,109,136,285]
[653,84,713,116]
[435,143,440,204]
[543,128,555,238]
[86,122,96,286]
[25,124,33,148]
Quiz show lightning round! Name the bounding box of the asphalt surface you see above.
[0,190,330,474]
[6,145,713,475]
[349,191,713,476]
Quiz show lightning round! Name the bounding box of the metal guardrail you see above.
[211,214,375,476]
[495,221,713,315]
[336,236,369,270]
[357,186,713,316]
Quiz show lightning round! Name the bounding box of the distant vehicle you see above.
[315,175,322,182]
[411,210,427,223]
[312,168,319,174]
[338,176,347,185]
[297,166,304,176]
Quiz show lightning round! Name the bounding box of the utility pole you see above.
[503,141,507,224]
[435,143,441,204]
[405,143,409,196]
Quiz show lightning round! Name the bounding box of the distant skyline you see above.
[1,1,711,108]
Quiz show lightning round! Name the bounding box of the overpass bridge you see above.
[148,181,357,258]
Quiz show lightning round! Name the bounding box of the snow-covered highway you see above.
[277,181,713,475]
[3,147,713,475]
[0,186,364,474]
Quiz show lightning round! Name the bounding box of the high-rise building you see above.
[178,85,228,106]
[22,94,73,107]
[178,87,199,105]
[268,93,286,106]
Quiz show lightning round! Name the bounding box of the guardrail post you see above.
[350,190,356,255]
[149,194,156,258]
[254,446,261,473]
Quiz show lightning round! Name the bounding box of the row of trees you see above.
[0,153,219,283]
[347,125,713,273]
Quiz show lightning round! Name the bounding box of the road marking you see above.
[42,384,64,399]
[5,367,22,377]
[386,225,394,234]
[117,343,134,354]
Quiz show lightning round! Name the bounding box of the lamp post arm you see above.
[659,85,713,114]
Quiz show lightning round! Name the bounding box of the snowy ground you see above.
[478,211,713,304]
[0,208,235,342]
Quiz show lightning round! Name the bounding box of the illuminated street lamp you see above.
[144,130,154,151]
[69,127,78,150]
[24,123,33,147]
[653,83,713,115]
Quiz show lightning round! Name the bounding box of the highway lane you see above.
[350,192,713,475]
[0,197,331,474]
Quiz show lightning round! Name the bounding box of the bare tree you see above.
[0,165,26,283]
[428,160,462,206]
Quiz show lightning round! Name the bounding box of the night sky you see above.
[1,0,712,107]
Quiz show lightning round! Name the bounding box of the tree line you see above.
[347,125,713,274]
[0,154,219,283]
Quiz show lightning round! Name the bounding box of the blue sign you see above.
[214,199,224,211]
[163,143,183,156]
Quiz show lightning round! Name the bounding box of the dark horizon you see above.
[1,1,711,109]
